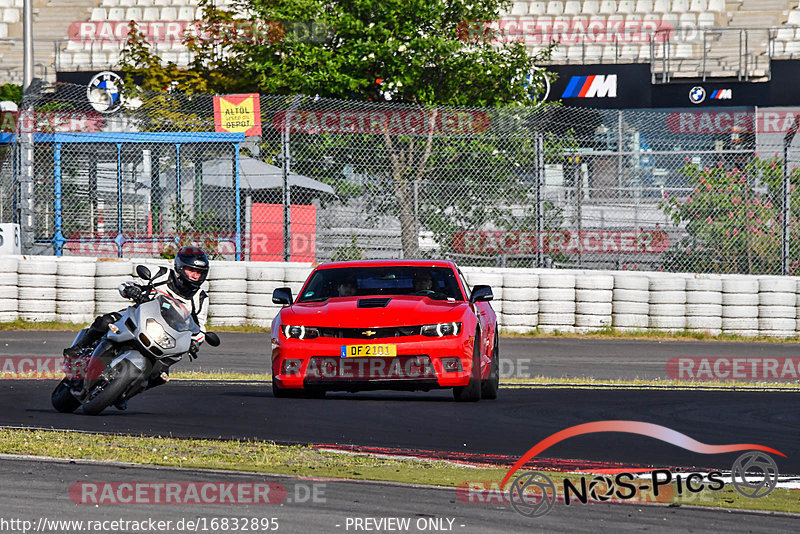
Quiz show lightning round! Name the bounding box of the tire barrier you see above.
[722,278,760,337]
[758,277,797,338]
[246,263,285,328]
[574,274,614,333]
[647,275,686,332]
[56,259,96,324]
[685,276,722,336]
[207,261,248,327]
[94,259,134,315]
[0,256,18,322]
[536,273,575,334]
[611,274,649,333]
[17,258,57,322]
[3,256,800,339]
[499,273,538,334]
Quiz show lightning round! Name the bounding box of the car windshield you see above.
[297,266,464,302]
[157,294,197,332]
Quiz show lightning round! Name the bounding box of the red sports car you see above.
[270,260,499,401]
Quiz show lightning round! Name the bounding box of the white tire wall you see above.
[683,276,723,334]
[537,273,575,329]
[758,277,798,337]
[500,273,538,333]
[57,260,96,320]
[207,261,249,326]
[17,260,56,321]
[246,264,285,327]
[95,260,133,312]
[647,275,685,331]
[4,259,800,339]
[574,274,613,331]
[612,274,648,331]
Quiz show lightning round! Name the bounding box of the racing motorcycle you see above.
[51,265,220,415]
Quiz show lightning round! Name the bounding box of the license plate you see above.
[341,344,398,358]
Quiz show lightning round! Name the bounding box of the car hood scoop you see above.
[357,297,392,308]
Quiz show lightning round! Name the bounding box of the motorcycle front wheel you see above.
[82,360,136,416]
[51,379,81,413]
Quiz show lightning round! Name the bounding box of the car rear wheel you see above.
[453,329,482,402]
[481,332,499,400]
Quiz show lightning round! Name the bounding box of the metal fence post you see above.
[115,142,123,257]
[282,95,304,262]
[535,132,545,268]
[282,118,291,262]
[175,143,181,231]
[53,142,64,256]
[782,125,798,275]
[234,142,241,261]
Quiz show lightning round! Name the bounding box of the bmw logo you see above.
[689,86,706,104]
[87,71,123,114]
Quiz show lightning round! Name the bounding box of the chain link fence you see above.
[2,82,799,274]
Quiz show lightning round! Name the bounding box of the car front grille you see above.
[317,326,422,339]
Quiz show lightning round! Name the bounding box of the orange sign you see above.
[213,93,262,136]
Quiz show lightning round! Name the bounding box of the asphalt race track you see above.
[0,457,798,533]
[3,380,799,475]
[3,332,800,530]
[4,330,800,379]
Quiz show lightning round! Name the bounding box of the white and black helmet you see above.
[171,246,209,297]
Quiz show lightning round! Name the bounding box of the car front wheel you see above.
[481,332,499,400]
[453,330,482,402]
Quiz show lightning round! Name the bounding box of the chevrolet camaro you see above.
[270,260,499,401]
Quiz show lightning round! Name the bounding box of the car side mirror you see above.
[272,287,293,306]
[135,265,151,280]
[204,332,221,347]
[470,285,493,303]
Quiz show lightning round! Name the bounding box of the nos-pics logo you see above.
[502,420,783,519]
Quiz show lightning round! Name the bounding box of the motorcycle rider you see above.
[63,246,210,397]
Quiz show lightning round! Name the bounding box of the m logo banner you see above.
[562,75,618,98]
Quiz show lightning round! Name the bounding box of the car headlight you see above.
[146,319,176,349]
[282,325,320,340]
[420,322,461,337]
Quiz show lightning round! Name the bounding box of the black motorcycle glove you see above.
[124,285,143,302]
[189,340,200,360]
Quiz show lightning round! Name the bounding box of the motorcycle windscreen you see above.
[156,295,198,333]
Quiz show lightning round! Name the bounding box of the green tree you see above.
[120,0,554,258]
[0,83,22,103]
[661,157,800,274]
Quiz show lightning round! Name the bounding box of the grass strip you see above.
[0,428,796,514]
